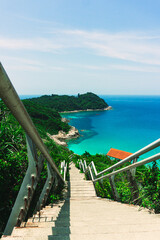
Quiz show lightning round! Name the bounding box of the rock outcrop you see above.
[48,126,80,146]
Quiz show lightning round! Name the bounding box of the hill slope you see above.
[22,100,70,135]
[24,92,109,112]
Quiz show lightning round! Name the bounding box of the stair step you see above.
[3,162,160,240]
[27,217,57,223]
[12,226,53,237]
[48,232,160,240]
[2,236,48,240]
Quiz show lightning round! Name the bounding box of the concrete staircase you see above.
[2,162,160,240]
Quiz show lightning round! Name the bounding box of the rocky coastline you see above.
[48,106,112,146]
[48,126,80,147]
[60,106,112,113]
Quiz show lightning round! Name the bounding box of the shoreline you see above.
[60,106,112,114]
[48,126,80,147]
[48,106,112,147]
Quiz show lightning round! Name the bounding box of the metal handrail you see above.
[0,62,64,183]
[61,160,68,181]
[96,138,160,177]
[94,153,160,182]
[0,63,65,235]
[79,138,160,183]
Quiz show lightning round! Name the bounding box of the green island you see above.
[24,92,109,112]
[0,92,160,236]
[22,92,110,146]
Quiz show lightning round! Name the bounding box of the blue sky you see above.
[1,0,160,95]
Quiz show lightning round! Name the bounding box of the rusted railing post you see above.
[34,162,55,213]
[0,63,65,235]
[4,134,44,235]
[127,158,140,203]
[109,172,120,202]
[130,158,138,177]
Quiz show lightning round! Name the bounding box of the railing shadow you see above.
[48,173,71,240]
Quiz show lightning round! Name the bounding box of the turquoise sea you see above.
[61,96,160,159]
[20,95,41,99]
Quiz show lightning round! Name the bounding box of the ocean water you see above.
[61,96,160,159]
[20,95,41,99]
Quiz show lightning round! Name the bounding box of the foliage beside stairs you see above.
[2,163,160,240]
[1,100,160,238]
[0,101,71,236]
[72,152,160,214]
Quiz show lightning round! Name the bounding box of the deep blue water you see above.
[61,96,160,159]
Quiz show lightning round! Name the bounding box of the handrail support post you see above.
[4,134,44,235]
[130,158,138,177]
[109,170,120,202]
[34,162,55,213]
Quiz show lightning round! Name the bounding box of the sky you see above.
[0,0,160,95]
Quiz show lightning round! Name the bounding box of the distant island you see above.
[23,92,110,146]
[24,92,109,112]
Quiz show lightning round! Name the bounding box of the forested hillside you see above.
[23,100,70,135]
[0,100,71,235]
[23,92,108,112]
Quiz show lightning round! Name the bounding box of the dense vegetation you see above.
[23,92,108,112]
[72,152,160,214]
[23,100,70,135]
[0,92,159,237]
[0,92,108,235]
[0,101,72,236]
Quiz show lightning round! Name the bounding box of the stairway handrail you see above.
[82,138,160,178]
[61,160,68,181]
[93,153,160,182]
[0,62,64,183]
[0,63,66,235]
[96,138,160,177]
[78,148,160,202]
[79,138,160,183]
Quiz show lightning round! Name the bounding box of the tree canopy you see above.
[23,92,109,112]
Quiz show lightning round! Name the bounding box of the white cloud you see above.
[1,28,160,70]
[0,37,63,52]
[109,64,160,73]
[67,62,160,73]
[2,54,160,74]
[1,55,66,72]
[55,29,160,66]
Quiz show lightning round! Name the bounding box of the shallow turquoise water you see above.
[61,96,160,158]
